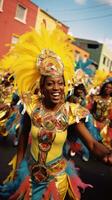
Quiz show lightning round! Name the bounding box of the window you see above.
[83,55,88,62]
[110,61,112,67]
[10,35,19,50]
[103,56,106,65]
[42,19,46,27]
[0,0,4,11]
[11,36,19,44]
[107,59,110,67]
[75,50,80,62]
[15,4,27,23]
[87,44,99,49]
[109,66,112,71]
[110,61,112,71]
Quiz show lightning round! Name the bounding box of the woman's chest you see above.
[30,104,69,149]
[31,104,69,132]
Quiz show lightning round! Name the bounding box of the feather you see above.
[92,70,109,87]
[9,176,31,200]
[0,25,75,96]
[42,179,60,200]
[68,175,93,200]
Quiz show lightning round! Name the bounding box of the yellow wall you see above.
[35,9,68,33]
[35,9,89,62]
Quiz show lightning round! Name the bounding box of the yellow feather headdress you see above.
[92,69,109,87]
[1,25,75,96]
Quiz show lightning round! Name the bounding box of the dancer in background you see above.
[0,71,22,146]
[6,92,24,146]
[88,76,112,150]
[65,82,102,162]
[0,71,14,139]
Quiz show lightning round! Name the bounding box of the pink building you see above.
[0,0,38,58]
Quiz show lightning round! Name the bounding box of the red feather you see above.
[70,142,81,152]
[9,176,31,200]
[68,175,93,200]
[42,180,60,200]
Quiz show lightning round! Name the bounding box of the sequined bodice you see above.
[93,96,112,121]
[32,103,68,131]
[31,103,69,163]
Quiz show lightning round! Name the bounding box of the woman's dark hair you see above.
[1,74,14,87]
[2,80,10,87]
[73,83,87,96]
[99,82,112,96]
[66,92,74,102]
[39,75,46,94]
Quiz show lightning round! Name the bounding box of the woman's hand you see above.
[102,151,112,164]
[93,141,112,164]
[75,122,112,165]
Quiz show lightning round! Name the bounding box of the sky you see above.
[32,0,112,49]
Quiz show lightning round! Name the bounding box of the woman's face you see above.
[43,76,65,105]
[104,83,112,95]
[76,88,85,98]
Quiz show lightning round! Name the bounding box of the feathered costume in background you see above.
[87,69,112,149]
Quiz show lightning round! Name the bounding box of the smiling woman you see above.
[0,25,112,200]
[41,76,65,107]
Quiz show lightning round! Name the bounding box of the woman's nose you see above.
[53,83,59,89]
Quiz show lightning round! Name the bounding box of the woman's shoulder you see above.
[22,93,41,115]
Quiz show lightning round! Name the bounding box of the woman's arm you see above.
[15,112,31,170]
[75,121,112,164]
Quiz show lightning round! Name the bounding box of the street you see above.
[74,154,112,200]
[0,135,112,200]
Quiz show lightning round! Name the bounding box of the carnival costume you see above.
[0,25,92,200]
[88,71,112,150]
[65,72,102,161]
[6,92,24,147]
[91,82,112,149]
[0,71,14,137]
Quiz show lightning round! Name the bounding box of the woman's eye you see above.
[59,82,64,85]
[47,82,53,86]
